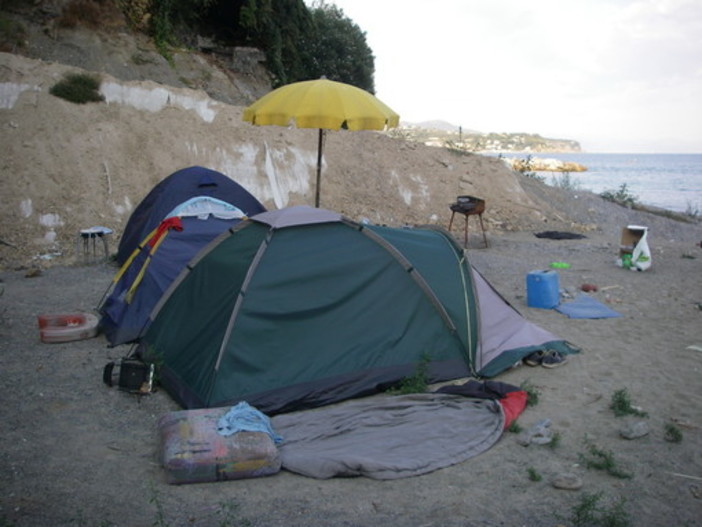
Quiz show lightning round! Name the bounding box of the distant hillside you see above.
[398,122,581,153]
[402,120,480,134]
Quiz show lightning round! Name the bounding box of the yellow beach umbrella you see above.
[243,78,400,207]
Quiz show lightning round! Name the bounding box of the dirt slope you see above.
[1,21,698,270]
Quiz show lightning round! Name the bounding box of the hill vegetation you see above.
[0,0,375,92]
[1,0,581,151]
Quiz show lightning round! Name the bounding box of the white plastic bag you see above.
[616,225,651,271]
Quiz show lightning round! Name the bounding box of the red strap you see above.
[148,217,183,248]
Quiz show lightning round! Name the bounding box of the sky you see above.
[318,0,702,153]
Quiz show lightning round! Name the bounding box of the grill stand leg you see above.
[463,213,469,248]
[478,213,489,248]
[448,211,488,249]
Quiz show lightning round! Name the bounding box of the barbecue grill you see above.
[448,195,488,248]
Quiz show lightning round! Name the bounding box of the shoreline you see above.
[486,152,702,215]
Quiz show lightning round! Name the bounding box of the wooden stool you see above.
[448,197,488,248]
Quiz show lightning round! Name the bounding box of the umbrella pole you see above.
[315,128,324,207]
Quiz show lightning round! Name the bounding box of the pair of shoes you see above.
[524,351,545,367]
[541,350,568,368]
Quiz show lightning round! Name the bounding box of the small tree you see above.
[303,2,375,92]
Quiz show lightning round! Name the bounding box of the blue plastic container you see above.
[526,270,560,309]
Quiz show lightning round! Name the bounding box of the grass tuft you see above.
[388,353,430,394]
[520,379,540,407]
[564,491,631,527]
[664,423,683,443]
[610,388,648,418]
[527,466,542,482]
[579,442,632,479]
[507,420,522,434]
[548,430,562,449]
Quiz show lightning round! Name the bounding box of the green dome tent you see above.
[139,206,575,414]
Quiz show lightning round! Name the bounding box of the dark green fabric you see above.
[367,225,478,365]
[211,223,464,406]
[143,219,478,412]
[144,223,267,403]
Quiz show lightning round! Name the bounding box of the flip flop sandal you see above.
[524,350,545,367]
[541,350,568,368]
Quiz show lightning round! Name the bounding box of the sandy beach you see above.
[1,217,701,527]
[1,17,701,525]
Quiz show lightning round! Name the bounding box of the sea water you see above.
[493,153,702,214]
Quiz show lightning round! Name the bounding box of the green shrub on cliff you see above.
[551,172,581,191]
[600,183,638,208]
[515,155,545,182]
[49,73,104,104]
[0,15,27,52]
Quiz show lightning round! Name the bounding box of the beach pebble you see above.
[551,473,583,490]
[517,420,553,446]
[620,420,650,439]
[529,426,553,445]
[580,283,598,292]
[516,433,532,446]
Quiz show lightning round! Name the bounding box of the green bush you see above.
[514,155,544,182]
[551,172,581,191]
[49,73,104,104]
[684,201,700,219]
[0,16,27,52]
[57,0,102,29]
[600,183,638,208]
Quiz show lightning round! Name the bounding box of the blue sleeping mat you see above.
[555,294,622,319]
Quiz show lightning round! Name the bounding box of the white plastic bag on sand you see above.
[616,225,651,271]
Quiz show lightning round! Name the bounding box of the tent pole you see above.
[315,129,323,207]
